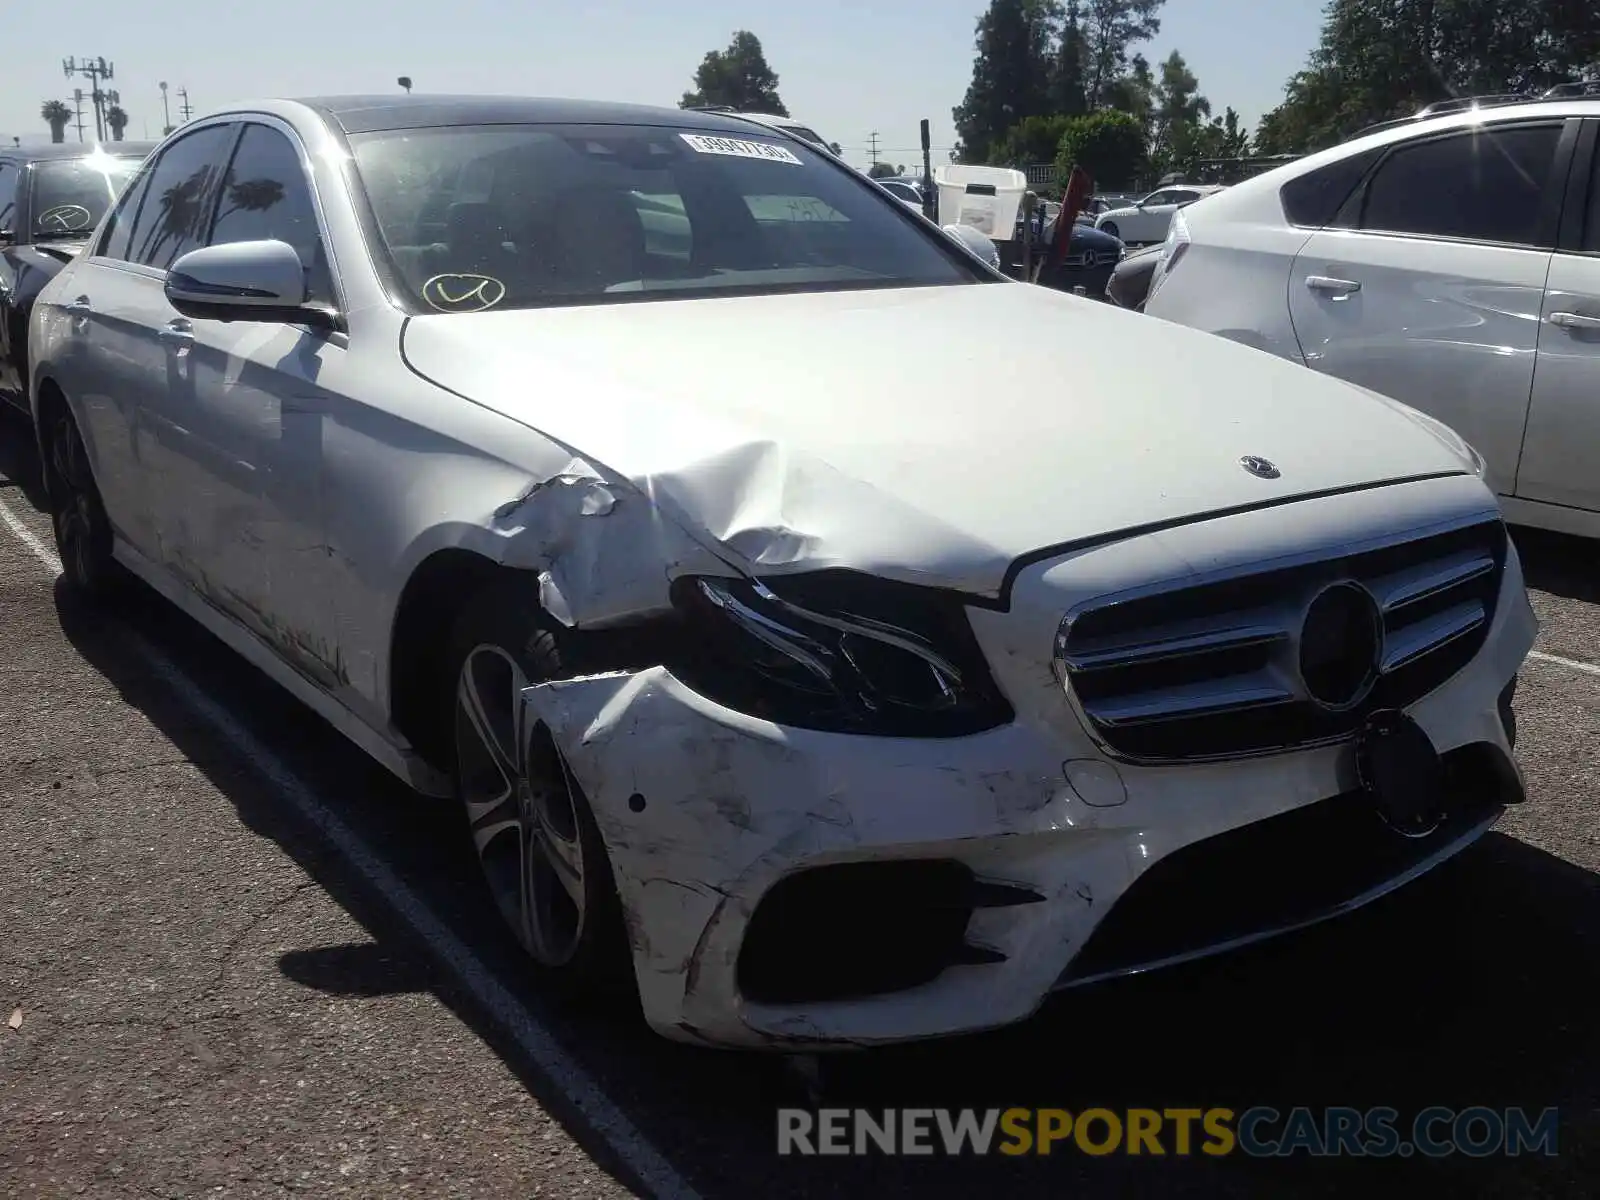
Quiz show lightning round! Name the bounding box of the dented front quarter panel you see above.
[520,474,1533,1051]
[523,663,1377,1049]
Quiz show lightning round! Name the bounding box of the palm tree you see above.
[105,105,129,142]
[214,178,285,227]
[41,100,72,144]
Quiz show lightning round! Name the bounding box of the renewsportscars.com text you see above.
[777,1106,1560,1158]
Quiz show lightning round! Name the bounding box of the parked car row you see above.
[0,142,158,413]
[12,95,1539,1054]
[1145,93,1600,540]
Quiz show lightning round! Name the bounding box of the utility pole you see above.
[160,82,173,135]
[868,131,881,168]
[63,57,114,143]
[72,89,87,143]
[178,87,193,124]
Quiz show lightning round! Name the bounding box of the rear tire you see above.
[443,582,634,1006]
[44,405,120,600]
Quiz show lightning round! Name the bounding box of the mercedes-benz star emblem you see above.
[1240,455,1281,479]
[1299,582,1382,711]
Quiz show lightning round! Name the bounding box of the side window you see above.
[128,124,236,270]
[1358,124,1564,247]
[206,123,334,302]
[98,164,155,261]
[0,163,19,234]
[1586,136,1600,252]
[1170,190,1201,205]
[1280,148,1383,228]
[1143,191,1171,206]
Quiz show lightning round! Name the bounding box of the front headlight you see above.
[668,572,1013,736]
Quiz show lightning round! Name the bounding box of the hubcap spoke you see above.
[456,644,587,967]
[529,790,585,907]
[456,649,525,788]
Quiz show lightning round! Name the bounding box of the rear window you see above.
[1279,149,1382,228]
[349,122,980,313]
[29,153,143,237]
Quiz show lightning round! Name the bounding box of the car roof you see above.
[1348,95,1600,142]
[282,95,773,137]
[1,142,156,163]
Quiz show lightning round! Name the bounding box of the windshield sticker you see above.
[35,204,94,233]
[679,134,802,165]
[422,273,507,312]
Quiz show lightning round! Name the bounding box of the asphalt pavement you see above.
[0,410,1595,1199]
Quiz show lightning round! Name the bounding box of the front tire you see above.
[1100,221,1120,240]
[44,406,119,599]
[444,584,632,1004]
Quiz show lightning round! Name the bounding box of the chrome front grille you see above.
[1055,518,1508,762]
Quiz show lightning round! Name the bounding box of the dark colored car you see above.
[1106,241,1164,310]
[0,142,155,414]
[1034,218,1124,297]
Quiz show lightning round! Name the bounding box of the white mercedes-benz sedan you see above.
[29,96,1536,1050]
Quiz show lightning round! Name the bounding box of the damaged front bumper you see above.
[523,527,1536,1049]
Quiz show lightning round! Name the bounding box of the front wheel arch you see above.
[33,378,70,492]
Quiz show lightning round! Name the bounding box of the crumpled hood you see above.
[400,283,1475,598]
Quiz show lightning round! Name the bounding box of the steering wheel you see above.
[36,204,93,233]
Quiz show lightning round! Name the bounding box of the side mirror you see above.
[165,239,335,328]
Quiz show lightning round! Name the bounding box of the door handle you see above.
[1549,311,1600,332]
[1306,275,1362,297]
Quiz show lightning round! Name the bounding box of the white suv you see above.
[1145,98,1600,540]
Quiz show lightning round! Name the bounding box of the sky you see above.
[1,0,1326,168]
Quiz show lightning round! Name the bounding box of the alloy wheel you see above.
[50,414,100,587]
[454,644,588,965]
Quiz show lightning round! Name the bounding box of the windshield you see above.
[30,154,143,237]
[348,123,981,313]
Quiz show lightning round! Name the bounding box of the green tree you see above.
[1256,0,1600,154]
[868,161,905,178]
[1150,50,1211,172]
[1055,109,1148,188]
[1049,0,1091,115]
[679,31,788,115]
[1193,107,1251,160]
[991,114,1078,165]
[41,100,72,144]
[1082,0,1165,109]
[1103,51,1156,132]
[105,105,129,142]
[952,0,1058,163]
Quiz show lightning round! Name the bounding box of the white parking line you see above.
[0,496,62,574]
[1528,649,1600,678]
[0,492,701,1200]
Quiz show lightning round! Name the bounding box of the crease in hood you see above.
[400,282,1477,598]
